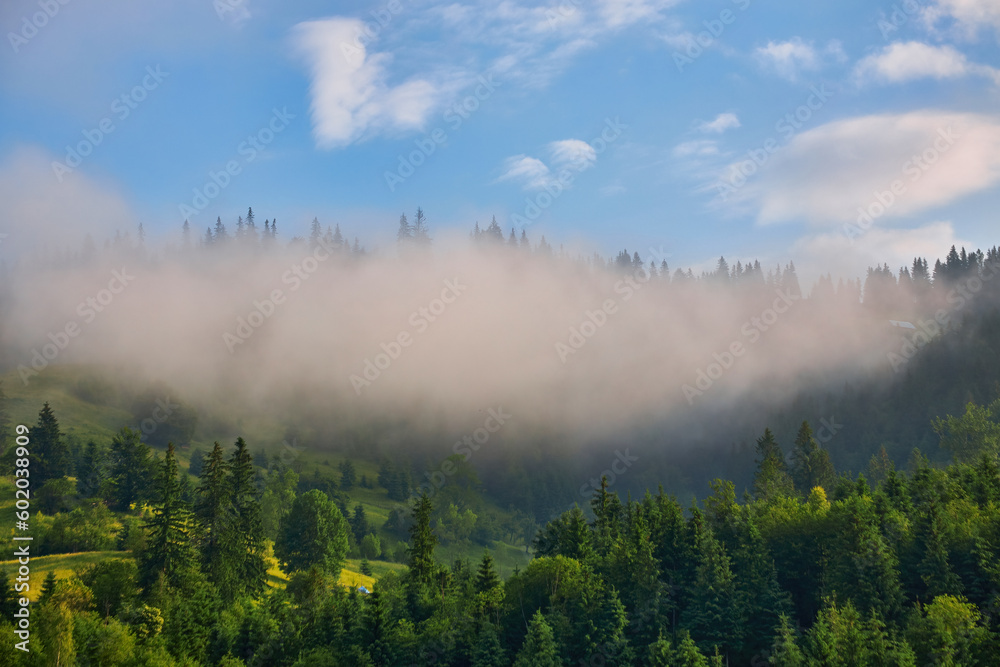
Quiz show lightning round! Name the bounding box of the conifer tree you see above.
[754,428,794,500]
[39,571,58,605]
[139,444,194,591]
[195,442,236,597]
[407,493,438,586]
[413,207,431,245]
[397,213,412,244]
[75,441,104,497]
[513,610,560,667]
[229,438,268,598]
[471,623,506,667]
[790,421,835,493]
[106,427,153,511]
[475,551,501,593]
[33,402,69,484]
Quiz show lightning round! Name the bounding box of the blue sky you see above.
[2,0,999,282]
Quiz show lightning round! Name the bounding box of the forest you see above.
[1,212,1000,665]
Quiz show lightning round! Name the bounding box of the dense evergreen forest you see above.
[3,396,1000,665]
[1,210,1000,665]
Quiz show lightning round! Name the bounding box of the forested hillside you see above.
[2,215,1000,664]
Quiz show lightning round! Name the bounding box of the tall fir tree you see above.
[139,444,195,592]
[75,441,104,498]
[33,402,69,484]
[753,428,794,500]
[790,421,835,493]
[407,493,438,587]
[229,438,268,599]
[195,442,237,598]
[107,427,153,511]
[513,610,560,667]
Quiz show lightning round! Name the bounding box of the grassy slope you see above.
[3,364,533,576]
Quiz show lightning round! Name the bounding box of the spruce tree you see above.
[753,428,794,500]
[107,427,154,511]
[397,213,412,244]
[471,623,506,667]
[139,444,195,591]
[407,493,438,586]
[33,402,69,484]
[229,438,268,598]
[413,207,431,245]
[196,442,237,598]
[790,421,835,493]
[350,504,369,543]
[769,615,805,667]
[75,441,104,498]
[339,459,356,490]
[39,571,58,604]
[513,610,560,667]
[475,551,501,593]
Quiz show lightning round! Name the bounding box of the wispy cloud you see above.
[698,113,741,134]
[729,111,1000,225]
[673,140,719,158]
[497,155,553,189]
[754,38,844,81]
[292,0,680,148]
[854,41,1000,85]
[922,0,1000,40]
[497,138,601,189]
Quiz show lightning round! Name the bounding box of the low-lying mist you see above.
[0,230,916,458]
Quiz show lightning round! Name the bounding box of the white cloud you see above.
[292,0,681,147]
[549,139,597,170]
[755,38,820,80]
[497,156,553,189]
[698,113,741,134]
[292,19,441,148]
[496,138,602,190]
[922,0,1000,40]
[854,41,1000,84]
[673,140,719,157]
[729,111,1000,226]
[597,0,677,28]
